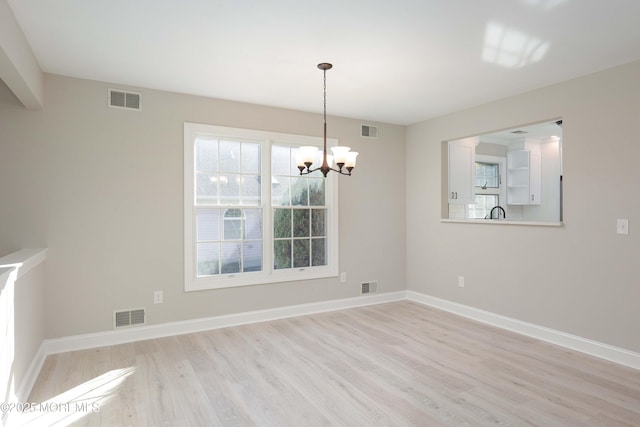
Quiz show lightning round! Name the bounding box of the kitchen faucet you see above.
[489,205,506,220]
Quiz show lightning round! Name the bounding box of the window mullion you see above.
[263,139,274,276]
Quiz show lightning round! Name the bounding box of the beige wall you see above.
[475,142,507,158]
[406,60,640,352]
[2,61,638,354]
[0,74,406,338]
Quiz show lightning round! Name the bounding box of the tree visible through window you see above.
[272,145,327,270]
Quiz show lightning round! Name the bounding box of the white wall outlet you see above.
[154,290,163,304]
[617,219,629,235]
[340,272,347,283]
[458,276,465,287]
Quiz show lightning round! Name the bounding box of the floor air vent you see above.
[361,281,378,294]
[109,89,142,110]
[361,124,378,138]
[114,308,145,328]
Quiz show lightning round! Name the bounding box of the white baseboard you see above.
[45,291,406,355]
[406,291,640,371]
[13,342,46,402]
[18,289,640,406]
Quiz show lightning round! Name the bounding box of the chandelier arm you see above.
[298,165,352,177]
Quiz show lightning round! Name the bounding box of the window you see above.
[184,123,338,291]
[475,162,499,188]
[468,155,506,219]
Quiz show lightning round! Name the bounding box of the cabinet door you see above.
[529,151,541,205]
[448,138,476,205]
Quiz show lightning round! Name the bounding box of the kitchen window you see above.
[468,155,506,219]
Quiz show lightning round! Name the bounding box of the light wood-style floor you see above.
[20,301,640,426]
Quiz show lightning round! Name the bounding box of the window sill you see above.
[441,219,563,227]
[185,266,339,292]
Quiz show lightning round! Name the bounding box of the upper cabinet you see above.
[507,145,541,205]
[448,137,478,205]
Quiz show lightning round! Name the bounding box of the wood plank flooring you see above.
[19,301,640,426]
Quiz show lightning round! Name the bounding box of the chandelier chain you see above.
[323,68,327,125]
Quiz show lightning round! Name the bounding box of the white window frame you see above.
[468,154,507,219]
[184,123,339,291]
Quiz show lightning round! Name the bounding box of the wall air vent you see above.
[109,89,142,110]
[361,281,378,294]
[114,308,146,328]
[361,124,378,138]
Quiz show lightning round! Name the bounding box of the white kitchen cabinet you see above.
[507,149,540,205]
[448,137,477,205]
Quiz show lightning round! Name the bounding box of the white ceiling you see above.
[7,0,640,125]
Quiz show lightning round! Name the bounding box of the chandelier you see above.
[296,63,358,177]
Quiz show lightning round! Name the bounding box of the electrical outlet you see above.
[617,219,629,235]
[458,276,465,287]
[340,272,347,283]
[154,290,163,304]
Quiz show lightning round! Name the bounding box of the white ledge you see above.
[0,248,48,280]
[441,219,563,227]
